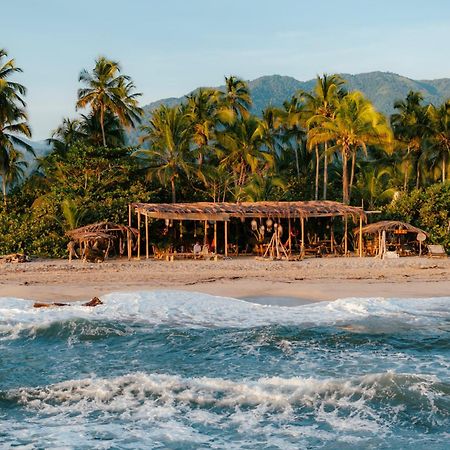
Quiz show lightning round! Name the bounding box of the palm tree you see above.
[0,49,33,208]
[135,105,194,203]
[426,101,450,183]
[391,91,431,190]
[303,74,346,199]
[185,88,233,165]
[222,76,252,119]
[309,91,392,204]
[216,115,274,200]
[280,96,307,181]
[0,147,28,203]
[76,56,143,147]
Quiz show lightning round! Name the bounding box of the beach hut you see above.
[130,201,367,260]
[66,221,138,261]
[354,220,428,258]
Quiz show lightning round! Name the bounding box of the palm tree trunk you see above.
[100,106,106,147]
[171,177,176,203]
[294,144,300,180]
[415,157,420,189]
[349,151,356,202]
[323,142,328,200]
[342,150,349,204]
[443,151,447,183]
[314,145,319,200]
[2,175,6,208]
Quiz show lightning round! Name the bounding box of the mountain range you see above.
[32,71,450,152]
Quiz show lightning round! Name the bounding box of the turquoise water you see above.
[0,291,449,449]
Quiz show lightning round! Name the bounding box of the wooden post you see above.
[344,215,348,256]
[204,220,207,246]
[301,216,305,257]
[331,220,334,254]
[127,229,131,260]
[145,215,149,259]
[359,215,363,257]
[137,212,141,260]
[224,221,228,256]
[288,218,292,255]
[128,204,132,227]
[214,221,217,255]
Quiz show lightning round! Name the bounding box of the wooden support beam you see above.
[204,220,208,246]
[145,215,149,259]
[288,218,292,255]
[359,215,363,257]
[344,215,348,256]
[224,221,228,256]
[137,212,141,260]
[331,219,334,254]
[301,216,305,257]
[128,204,132,227]
[214,221,217,255]
[127,229,131,261]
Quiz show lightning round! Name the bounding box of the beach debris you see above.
[0,253,31,264]
[33,297,103,309]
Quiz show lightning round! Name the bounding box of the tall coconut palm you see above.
[76,56,143,147]
[135,105,194,203]
[280,96,307,181]
[216,115,274,200]
[303,74,346,199]
[391,91,431,190]
[426,101,450,183]
[0,49,33,207]
[185,88,233,165]
[0,147,28,203]
[222,76,252,119]
[309,91,392,204]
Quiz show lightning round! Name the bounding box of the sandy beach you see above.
[0,256,449,303]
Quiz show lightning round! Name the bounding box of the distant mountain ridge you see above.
[124,71,449,145]
[31,71,450,149]
[142,71,450,118]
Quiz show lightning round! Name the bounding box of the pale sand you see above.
[0,256,449,304]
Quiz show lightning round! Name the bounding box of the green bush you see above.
[383,182,450,251]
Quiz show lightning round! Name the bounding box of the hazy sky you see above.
[3,0,450,140]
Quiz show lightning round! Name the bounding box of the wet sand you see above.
[0,256,449,303]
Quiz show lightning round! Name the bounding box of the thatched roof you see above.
[132,201,365,221]
[66,222,138,241]
[355,220,427,236]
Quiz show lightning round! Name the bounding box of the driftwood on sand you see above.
[0,253,30,264]
[33,297,104,308]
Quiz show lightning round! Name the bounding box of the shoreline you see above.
[0,257,449,303]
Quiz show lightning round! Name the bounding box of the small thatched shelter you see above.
[66,222,138,261]
[355,220,428,257]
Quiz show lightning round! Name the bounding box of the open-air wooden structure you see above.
[130,201,367,259]
[66,221,138,261]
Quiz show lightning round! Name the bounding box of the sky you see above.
[3,0,450,140]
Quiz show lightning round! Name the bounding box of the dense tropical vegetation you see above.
[0,49,449,256]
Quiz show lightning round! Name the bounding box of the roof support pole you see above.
[137,212,141,260]
[214,221,217,256]
[224,221,228,257]
[331,219,334,254]
[128,204,132,227]
[145,215,149,259]
[301,216,305,258]
[344,215,348,256]
[127,229,131,261]
[204,220,207,246]
[359,215,363,257]
[288,218,292,255]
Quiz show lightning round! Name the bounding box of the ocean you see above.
[0,291,449,449]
